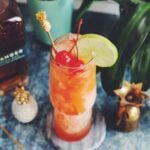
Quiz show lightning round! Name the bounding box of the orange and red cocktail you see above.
[50,34,96,141]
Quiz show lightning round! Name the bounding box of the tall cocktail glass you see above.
[50,34,96,141]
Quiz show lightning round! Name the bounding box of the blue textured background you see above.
[0,4,150,150]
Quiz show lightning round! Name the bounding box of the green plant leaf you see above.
[130,0,146,4]
[131,33,150,90]
[76,0,96,22]
[101,2,150,95]
[75,0,147,23]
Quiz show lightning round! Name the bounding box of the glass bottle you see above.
[0,0,28,96]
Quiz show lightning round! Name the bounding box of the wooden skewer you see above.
[0,123,24,150]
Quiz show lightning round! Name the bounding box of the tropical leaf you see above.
[75,0,148,23]
[131,33,150,90]
[101,2,150,94]
[76,0,97,22]
[75,0,150,94]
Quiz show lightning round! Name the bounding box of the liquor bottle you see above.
[0,0,28,96]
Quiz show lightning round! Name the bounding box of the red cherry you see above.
[69,57,84,74]
[55,50,84,70]
[54,19,83,68]
[55,50,74,66]
[52,19,84,69]
[69,57,84,67]
[55,50,84,74]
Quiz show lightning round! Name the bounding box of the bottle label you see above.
[0,49,24,67]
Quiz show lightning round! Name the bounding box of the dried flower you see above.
[114,80,149,131]
[36,11,51,32]
[36,11,47,22]
[114,80,149,107]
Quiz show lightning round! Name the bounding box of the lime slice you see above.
[77,34,118,67]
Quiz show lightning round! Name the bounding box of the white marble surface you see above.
[46,109,106,150]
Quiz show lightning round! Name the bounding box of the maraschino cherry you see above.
[55,50,75,66]
[52,19,84,68]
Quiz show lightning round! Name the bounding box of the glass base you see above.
[46,108,106,150]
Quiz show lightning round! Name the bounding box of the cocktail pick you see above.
[12,86,38,123]
[0,123,24,150]
[36,11,56,51]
